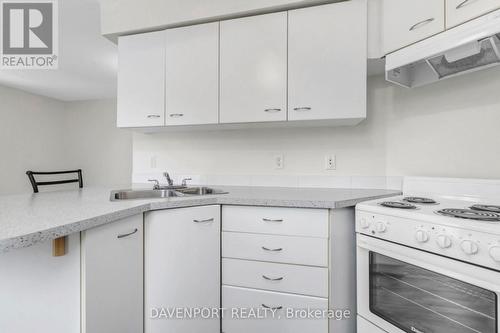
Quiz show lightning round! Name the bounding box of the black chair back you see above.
[26,169,83,193]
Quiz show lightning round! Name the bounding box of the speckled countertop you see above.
[0,186,400,252]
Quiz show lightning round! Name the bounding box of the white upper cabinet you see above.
[220,12,287,124]
[165,23,219,125]
[382,0,445,54]
[446,0,500,28]
[117,31,165,128]
[288,1,367,122]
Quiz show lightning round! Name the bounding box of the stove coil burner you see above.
[436,208,500,222]
[403,197,438,204]
[380,201,417,209]
[470,204,500,214]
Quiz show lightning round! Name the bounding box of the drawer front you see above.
[222,286,328,333]
[222,206,329,238]
[223,258,328,297]
[382,0,445,53]
[223,232,328,267]
[446,0,500,28]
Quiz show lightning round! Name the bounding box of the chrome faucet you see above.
[163,172,173,186]
[148,179,161,190]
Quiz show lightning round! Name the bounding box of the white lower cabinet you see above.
[222,286,328,333]
[81,215,144,333]
[145,205,221,333]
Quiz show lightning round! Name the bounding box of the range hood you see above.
[386,9,500,88]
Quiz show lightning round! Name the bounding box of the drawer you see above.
[382,0,445,53]
[446,0,500,28]
[223,232,328,267]
[222,206,329,238]
[223,258,328,297]
[222,286,328,333]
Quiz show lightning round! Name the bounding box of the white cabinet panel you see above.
[288,1,367,122]
[222,286,328,333]
[81,215,143,333]
[165,23,219,125]
[220,12,287,123]
[222,205,329,238]
[223,232,328,267]
[117,31,165,127]
[223,258,329,297]
[382,0,445,54]
[145,205,220,333]
[446,0,500,28]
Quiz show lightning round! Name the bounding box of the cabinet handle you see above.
[117,228,138,239]
[262,218,283,223]
[264,108,281,113]
[169,113,184,117]
[262,275,284,281]
[193,218,214,223]
[147,114,161,118]
[262,246,283,252]
[261,304,283,310]
[293,107,311,111]
[409,18,435,31]
[456,0,473,9]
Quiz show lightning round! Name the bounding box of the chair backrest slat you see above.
[26,169,83,193]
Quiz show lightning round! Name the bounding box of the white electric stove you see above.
[355,177,500,333]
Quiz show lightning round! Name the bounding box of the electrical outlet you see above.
[325,154,336,170]
[274,154,284,169]
[150,155,157,169]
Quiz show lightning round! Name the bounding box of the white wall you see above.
[0,85,69,195]
[133,66,500,184]
[64,99,132,187]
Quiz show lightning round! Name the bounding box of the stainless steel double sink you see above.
[110,187,227,201]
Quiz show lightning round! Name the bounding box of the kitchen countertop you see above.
[0,186,400,252]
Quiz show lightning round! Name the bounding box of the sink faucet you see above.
[163,172,173,186]
[148,179,161,190]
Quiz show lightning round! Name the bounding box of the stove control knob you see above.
[436,235,452,249]
[360,218,371,229]
[375,222,387,233]
[461,240,479,255]
[489,246,500,262]
[415,230,429,243]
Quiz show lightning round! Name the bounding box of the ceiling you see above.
[0,0,117,101]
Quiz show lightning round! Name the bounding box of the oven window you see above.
[369,252,497,333]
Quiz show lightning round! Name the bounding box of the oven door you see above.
[357,234,500,333]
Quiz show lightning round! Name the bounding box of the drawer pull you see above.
[409,18,435,31]
[293,107,311,112]
[193,218,214,223]
[147,114,161,119]
[262,246,283,252]
[117,228,138,239]
[456,0,473,9]
[264,108,282,113]
[262,218,283,223]
[262,275,284,281]
[169,113,184,117]
[262,304,283,310]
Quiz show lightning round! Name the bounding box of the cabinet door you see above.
[220,12,287,123]
[382,0,445,54]
[165,23,219,125]
[81,215,143,333]
[145,205,220,333]
[446,0,500,28]
[288,1,367,122]
[117,31,165,127]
